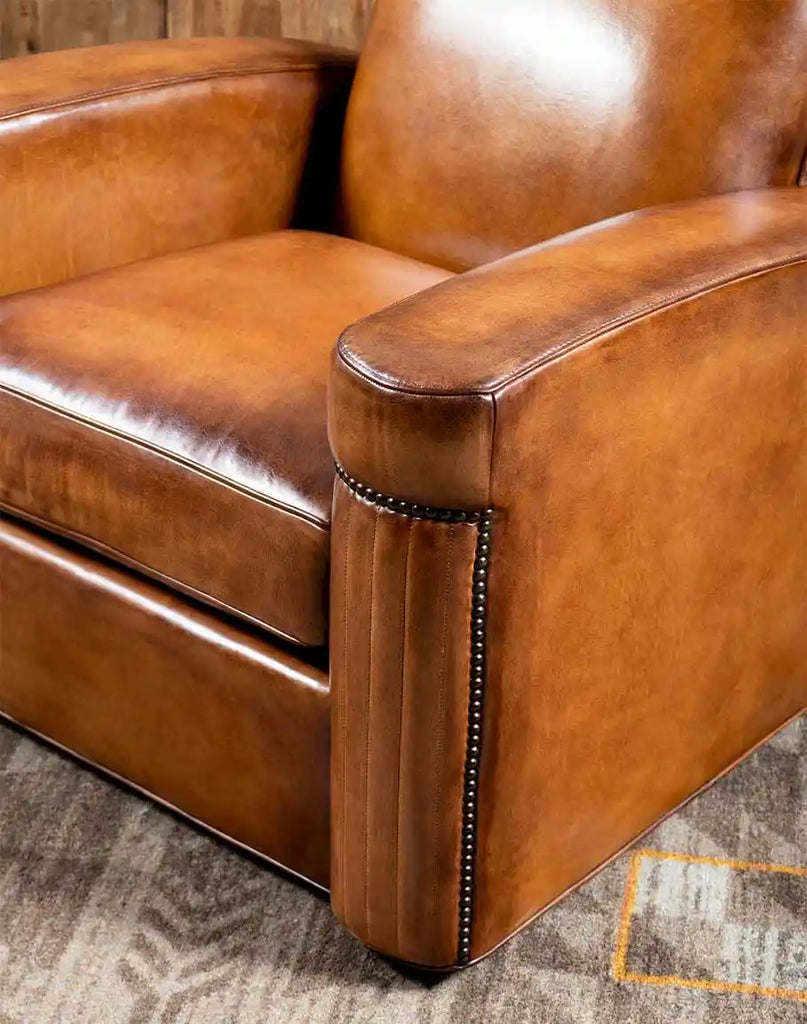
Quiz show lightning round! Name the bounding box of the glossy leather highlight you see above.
[0,517,331,886]
[0,230,452,645]
[2,0,807,977]
[342,0,807,269]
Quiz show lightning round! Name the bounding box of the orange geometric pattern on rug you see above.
[613,849,807,1003]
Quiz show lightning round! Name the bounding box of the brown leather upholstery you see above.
[0,517,331,887]
[0,37,355,297]
[330,187,807,965]
[2,0,806,980]
[341,0,807,270]
[331,189,807,507]
[330,476,481,965]
[0,230,452,646]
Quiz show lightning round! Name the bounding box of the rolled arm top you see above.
[330,187,807,508]
[0,37,356,296]
[329,186,807,967]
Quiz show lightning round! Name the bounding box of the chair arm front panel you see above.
[329,188,807,967]
[330,471,488,967]
[0,37,355,296]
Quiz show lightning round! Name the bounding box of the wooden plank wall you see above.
[0,0,373,58]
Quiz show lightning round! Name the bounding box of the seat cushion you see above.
[0,230,452,646]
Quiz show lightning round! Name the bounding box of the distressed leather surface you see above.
[0,37,356,297]
[0,230,451,646]
[0,518,332,887]
[331,187,807,962]
[3,0,807,973]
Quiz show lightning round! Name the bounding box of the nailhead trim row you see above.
[334,461,488,525]
[457,508,493,965]
[334,461,494,966]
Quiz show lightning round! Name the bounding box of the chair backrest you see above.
[340,0,807,271]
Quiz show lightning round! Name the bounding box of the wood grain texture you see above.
[167,0,372,47]
[1,0,372,57]
[281,0,372,47]
[166,0,281,40]
[1,0,165,57]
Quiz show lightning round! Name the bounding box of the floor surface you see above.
[0,716,804,1023]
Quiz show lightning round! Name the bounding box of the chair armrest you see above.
[328,188,807,967]
[0,37,355,296]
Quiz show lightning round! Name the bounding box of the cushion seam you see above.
[0,61,352,123]
[0,384,330,532]
[0,500,323,649]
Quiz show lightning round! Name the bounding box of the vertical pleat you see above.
[330,479,478,967]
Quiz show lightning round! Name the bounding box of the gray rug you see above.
[0,716,804,1023]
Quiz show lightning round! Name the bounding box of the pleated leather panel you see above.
[330,477,479,967]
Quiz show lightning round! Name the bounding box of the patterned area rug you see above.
[0,716,804,1023]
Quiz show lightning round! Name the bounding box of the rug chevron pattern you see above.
[0,716,804,1023]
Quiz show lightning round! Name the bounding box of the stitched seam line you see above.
[431,527,454,926]
[336,461,494,966]
[1,385,329,532]
[364,509,379,939]
[0,499,319,648]
[339,492,353,930]
[0,61,352,123]
[395,522,413,957]
[336,252,807,398]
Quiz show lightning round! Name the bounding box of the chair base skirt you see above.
[0,515,331,889]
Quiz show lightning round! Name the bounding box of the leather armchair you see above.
[1,0,806,972]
